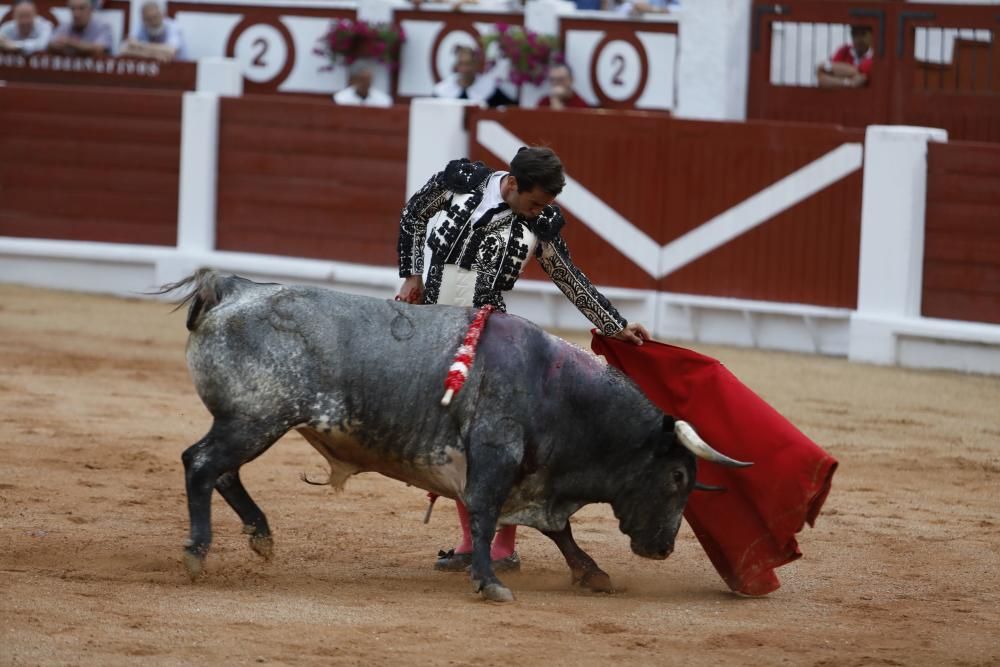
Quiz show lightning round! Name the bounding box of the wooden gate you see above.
[747,0,892,128]
[748,0,1000,142]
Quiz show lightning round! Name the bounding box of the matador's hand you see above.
[395,275,425,304]
[612,322,650,346]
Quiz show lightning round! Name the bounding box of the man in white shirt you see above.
[431,45,515,107]
[119,1,188,62]
[48,0,112,57]
[0,0,52,55]
[333,62,393,107]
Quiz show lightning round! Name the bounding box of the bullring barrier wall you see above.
[1,73,998,373]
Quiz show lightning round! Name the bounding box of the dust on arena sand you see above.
[1,284,998,667]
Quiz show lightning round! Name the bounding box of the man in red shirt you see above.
[817,25,873,88]
[537,63,592,109]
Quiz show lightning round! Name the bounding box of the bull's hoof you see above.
[183,551,205,581]
[249,535,273,560]
[579,570,615,593]
[480,583,515,603]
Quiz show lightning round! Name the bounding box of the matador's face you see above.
[503,177,556,220]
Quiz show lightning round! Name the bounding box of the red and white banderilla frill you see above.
[440,304,495,407]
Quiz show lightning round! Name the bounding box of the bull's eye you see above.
[672,469,685,485]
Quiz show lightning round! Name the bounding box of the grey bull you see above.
[162,270,750,602]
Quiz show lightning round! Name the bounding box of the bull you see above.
[162,270,749,602]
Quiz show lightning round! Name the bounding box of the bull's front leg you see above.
[542,522,615,593]
[463,421,523,603]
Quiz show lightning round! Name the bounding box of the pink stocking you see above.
[454,501,473,554]
[454,502,518,560]
[491,525,517,560]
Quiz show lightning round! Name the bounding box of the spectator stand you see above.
[1,0,688,112]
[747,0,1000,142]
[0,0,197,88]
[0,0,131,47]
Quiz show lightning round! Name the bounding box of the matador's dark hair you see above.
[509,146,565,196]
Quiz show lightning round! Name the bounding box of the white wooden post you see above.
[175,57,242,255]
[406,98,472,198]
[162,58,243,285]
[848,125,948,365]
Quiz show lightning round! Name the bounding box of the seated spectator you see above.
[537,63,591,110]
[48,0,112,57]
[817,25,873,88]
[333,62,393,107]
[0,0,52,54]
[119,1,187,62]
[432,45,516,108]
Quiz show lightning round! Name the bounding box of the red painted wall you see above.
[0,84,182,246]
[923,140,1000,325]
[470,108,864,308]
[214,96,408,266]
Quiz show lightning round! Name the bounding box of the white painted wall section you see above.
[196,56,244,96]
[675,0,750,120]
[406,97,472,197]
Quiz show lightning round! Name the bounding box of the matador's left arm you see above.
[532,205,627,336]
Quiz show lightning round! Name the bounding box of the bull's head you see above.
[612,417,750,560]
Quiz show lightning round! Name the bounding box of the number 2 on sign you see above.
[251,37,268,67]
[611,54,625,86]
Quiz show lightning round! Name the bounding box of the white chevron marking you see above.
[476,120,864,279]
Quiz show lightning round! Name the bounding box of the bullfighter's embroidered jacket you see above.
[397,158,627,336]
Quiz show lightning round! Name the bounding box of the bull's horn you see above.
[675,421,752,468]
[694,482,728,492]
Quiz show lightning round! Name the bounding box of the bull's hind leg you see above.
[542,523,615,593]
[463,421,523,603]
[181,419,285,580]
[215,470,273,560]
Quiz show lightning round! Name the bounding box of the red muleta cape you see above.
[591,334,838,596]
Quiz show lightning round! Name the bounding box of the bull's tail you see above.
[152,268,243,331]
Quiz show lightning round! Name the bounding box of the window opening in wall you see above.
[912,26,996,95]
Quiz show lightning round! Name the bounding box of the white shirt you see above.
[333,85,393,108]
[469,172,508,224]
[432,73,499,105]
[132,17,188,61]
[0,16,53,54]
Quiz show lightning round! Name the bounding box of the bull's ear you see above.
[662,414,676,432]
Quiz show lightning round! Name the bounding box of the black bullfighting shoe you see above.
[434,548,474,571]
[433,549,522,572]
[490,551,521,573]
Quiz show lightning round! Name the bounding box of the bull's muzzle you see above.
[631,540,674,560]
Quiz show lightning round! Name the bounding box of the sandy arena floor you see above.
[1,284,999,666]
